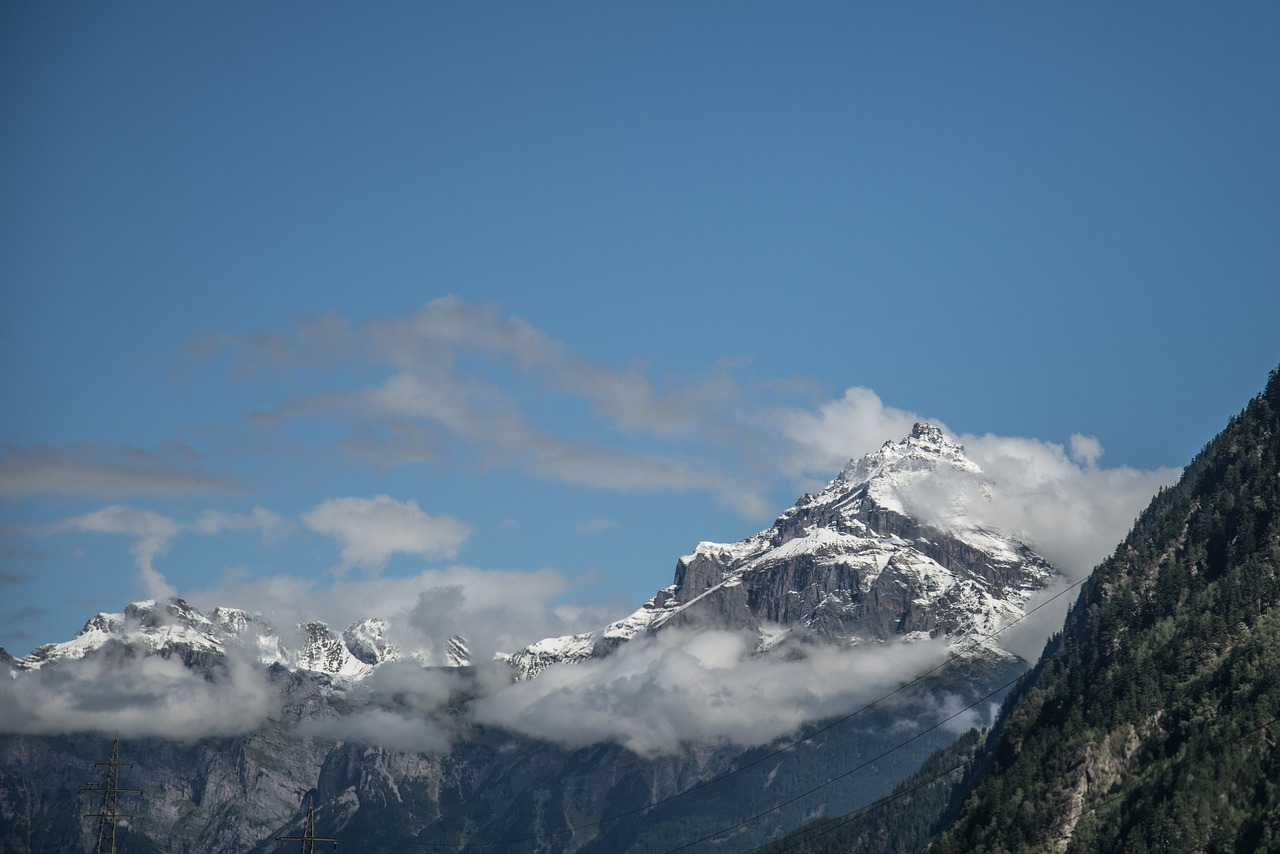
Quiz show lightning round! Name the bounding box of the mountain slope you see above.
[504,423,1055,678]
[931,367,1280,853]
[0,424,1060,854]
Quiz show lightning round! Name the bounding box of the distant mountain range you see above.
[0,423,1061,853]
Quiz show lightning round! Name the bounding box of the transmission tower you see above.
[275,795,337,853]
[80,736,142,854]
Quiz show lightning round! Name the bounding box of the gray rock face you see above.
[663,495,1050,645]
[506,423,1056,674]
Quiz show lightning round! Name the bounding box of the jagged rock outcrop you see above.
[504,424,1055,677]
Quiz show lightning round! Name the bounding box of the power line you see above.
[413,575,1092,850]
[742,591,1280,854]
[657,667,1031,854]
[79,736,142,854]
[275,795,337,854]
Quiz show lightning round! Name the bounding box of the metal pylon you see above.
[80,736,142,854]
[276,796,337,853]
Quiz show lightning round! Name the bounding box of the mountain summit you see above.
[505,423,1056,677]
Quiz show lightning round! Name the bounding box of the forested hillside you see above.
[931,367,1280,852]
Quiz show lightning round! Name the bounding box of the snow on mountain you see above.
[501,423,1057,678]
[15,424,1054,688]
[11,599,451,680]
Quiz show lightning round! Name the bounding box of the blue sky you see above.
[2,2,1277,655]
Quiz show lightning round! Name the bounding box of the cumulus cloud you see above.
[956,433,1178,579]
[302,495,469,575]
[778,386,931,485]
[771,387,1177,583]
[186,299,1179,552]
[1069,433,1104,468]
[46,506,181,600]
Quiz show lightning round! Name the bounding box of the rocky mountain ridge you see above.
[5,597,468,679]
[503,423,1055,678]
[0,422,1064,854]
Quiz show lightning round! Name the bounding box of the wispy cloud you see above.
[183,311,355,377]
[186,297,1179,582]
[44,505,288,601]
[0,442,230,497]
[193,297,784,517]
[3,606,44,623]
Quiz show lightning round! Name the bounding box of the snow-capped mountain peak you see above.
[12,598,463,679]
[502,423,1056,678]
[838,422,980,488]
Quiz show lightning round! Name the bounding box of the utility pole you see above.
[275,796,337,853]
[80,736,142,854]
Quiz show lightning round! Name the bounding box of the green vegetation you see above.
[933,367,1280,853]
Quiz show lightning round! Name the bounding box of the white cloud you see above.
[1069,433,1104,467]
[957,432,1178,580]
[183,311,354,377]
[299,707,452,754]
[44,505,290,603]
[302,495,470,575]
[187,565,618,666]
[770,387,1178,584]
[0,646,277,739]
[777,387,932,486]
[47,505,181,540]
[192,506,289,539]
[472,629,950,756]
[46,506,181,601]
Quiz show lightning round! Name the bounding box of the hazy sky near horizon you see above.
[2,2,1278,655]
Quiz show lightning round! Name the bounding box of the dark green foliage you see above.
[934,367,1280,854]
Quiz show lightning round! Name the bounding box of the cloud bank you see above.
[0,646,274,739]
[472,629,949,756]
